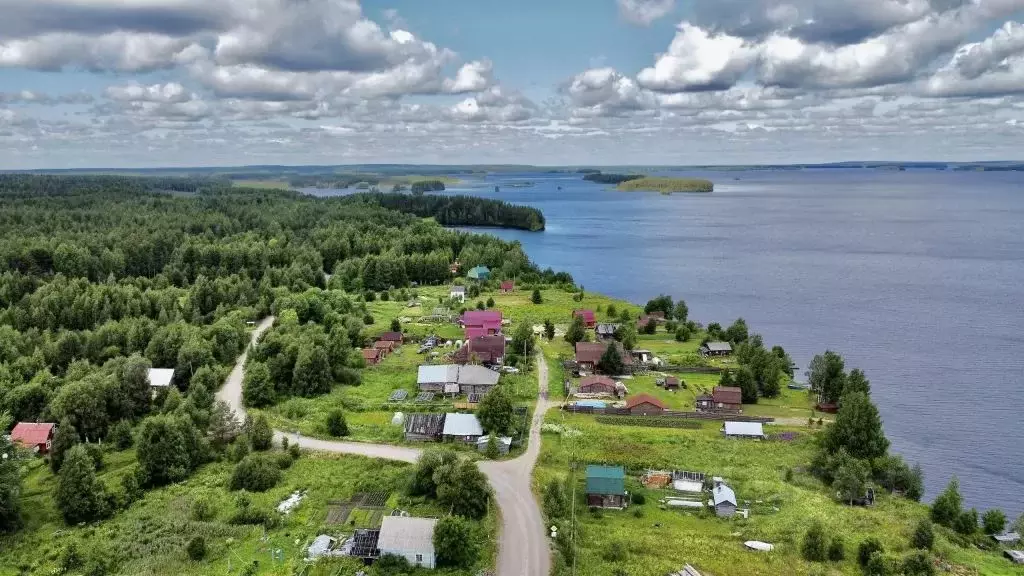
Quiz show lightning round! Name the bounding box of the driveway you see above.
[217,317,552,575]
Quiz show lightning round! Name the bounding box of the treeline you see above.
[582,172,643,184]
[410,180,446,193]
[349,192,545,231]
[285,174,380,188]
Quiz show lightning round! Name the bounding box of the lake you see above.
[439,168,1024,517]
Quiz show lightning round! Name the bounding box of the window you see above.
[415,554,423,563]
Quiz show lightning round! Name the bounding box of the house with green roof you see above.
[586,465,627,508]
[467,265,490,281]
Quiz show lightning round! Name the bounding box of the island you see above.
[616,176,714,193]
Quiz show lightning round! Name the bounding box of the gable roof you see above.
[573,309,596,322]
[574,341,633,366]
[378,516,437,554]
[405,413,445,436]
[595,323,619,335]
[418,364,460,385]
[456,364,500,386]
[712,484,737,507]
[379,332,403,342]
[724,421,764,437]
[147,368,174,388]
[579,375,616,389]
[626,394,666,410]
[703,341,733,352]
[361,348,382,361]
[454,335,506,364]
[10,422,55,446]
[373,340,394,350]
[713,386,743,405]
[586,465,625,495]
[462,310,502,326]
[467,266,490,279]
[442,413,483,436]
[664,376,680,386]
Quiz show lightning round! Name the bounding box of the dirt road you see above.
[217,317,552,575]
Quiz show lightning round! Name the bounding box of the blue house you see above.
[467,266,490,281]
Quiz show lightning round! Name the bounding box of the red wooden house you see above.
[574,342,633,373]
[10,422,56,454]
[626,394,666,415]
[573,309,597,328]
[454,335,506,366]
[362,348,384,366]
[578,375,617,395]
[460,310,503,339]
[500,281,515,293]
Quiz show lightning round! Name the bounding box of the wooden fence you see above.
[561,404,773,423]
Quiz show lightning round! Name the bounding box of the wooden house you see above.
[362,348,384,366]
[10,422,55,454]
[500,280,514,293]
[699,341,733,357]
[373,340,395,356]
[595,323,619,340]
[572,309,597,328]
[586,465,627,509]
[379,332,404,344]
[454,335,506,366]
[574,342,633,373]
[578,375,617,395]
[449,285,466,303]
[442,413,484,444]
[467,266,490,281]
[695,386,742,412]
[626,394,666,415]
[712,482,738,518]
[663,376,680,390]
[404,413,445,442]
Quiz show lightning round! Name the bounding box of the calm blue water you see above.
[440,169,1024,517]
[304,170,1024,515]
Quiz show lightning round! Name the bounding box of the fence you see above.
[562,404,773,423]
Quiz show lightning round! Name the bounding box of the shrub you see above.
[326,409,349,437]
[364,291,376,302]
[228,494,276,527]
[83,443,105,471]
[953,508,978,535]
[275,452,294,469]
[56,445,110,524]
[912,518,934,550]
[531,289,542,304]
[982,509,1006,535]
[109,420,134,450]
[858,537,884,567]
[230,437,250,463]
[486,297,495,308]
[802,521,828,562]
[247,415,273,451]
[288,443,301,460]
[380,291,390,302]
[902,551,936,576]
[543,478,568,519]
[191,496,216,521]
[363,313,374,325]
[865,552,890,576]
[828,536,846,561]
[375,554,411,575]
[434,515,479,568]
[230,454,282,492]
[390,318,401,332]
[632,493,646,505]
[186,536,206,561]
[119,468,143,505]
[603,541,627,562]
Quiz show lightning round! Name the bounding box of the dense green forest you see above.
[0,174,563,545]
[351,192,545,231]
[410,180,446,193]
[582,172,643,184]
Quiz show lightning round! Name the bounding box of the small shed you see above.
[378,516,438,569]
[724,421,765,439]
[500,280,515,293]
[1005,550,1024,564]
[379,332,404,343]
[476,435,513,455]
[456,364,500,396]
[467,266,490,281]
[626,394,666,415]
[147,368,174,389]
[712,483,737,518]
[373,340,395,355]
[307,535,338,559]
[700,341,733,357]
[10,422,55,454]
[404,413,445,442]
[442,413,484,443]
[663,376,681,389]
[573,309,597,328]
[595,323,620,340]
[585,465,627,509]
[362,348,383,366]
[994,532,1021,545]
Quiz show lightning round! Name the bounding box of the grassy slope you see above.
[2,450,494,576]
[535,414,1017,576]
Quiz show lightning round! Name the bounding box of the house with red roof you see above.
[573,309,596,328]
[362,348,384,366]
[695,386,743,412]
[578,375,617,395]
[373,340,396,356]
[500,280,515,293]
[574,342,633,373]
[379,332,404,343]
[454,335,506,366]
[10,422,56,454]
[460,310,502,339]
[626,394,666,415]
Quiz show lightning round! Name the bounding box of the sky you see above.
[2,0,1024,168]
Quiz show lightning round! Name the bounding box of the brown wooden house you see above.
[362,348,384,366]
[574,342,633,373]
[578,375,617,395]
[695,386,742,412]
[379,332,404,344]
[626,394,666,415]
[500,280,515,293]
[454,335,506,366]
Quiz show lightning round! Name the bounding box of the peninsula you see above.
[582,171,714,193]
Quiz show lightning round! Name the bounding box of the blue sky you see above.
[1,0,1024,168]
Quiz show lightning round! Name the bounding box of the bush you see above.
[363,314,374,325]
[828,536,846,561]
[186,536,206,561]
[543,478,568,519]
[191,496,216,521]
[953,508,978,535]
[434,515,480,568]
[83,443,105,471]
[865,552,890,576]
[912,518,934,550]
[275,452,294,470]
[109,420,134,450]
[364,291,376,302]
[230,437,250,463]
[230,454,282,492]
[858,537,884,567]
[247,415,273,451]
[982,508,1006,535]
[390,318,401,332]
[603,541,627,562]
[675,327,690,342]
[56,445,110,524]
[326,409,349,437]
[486,297,495,308]
[288,443,301,460]
[375,554,411,575]
[802,521,828,562]
[531,289,542,304]
[380,291,390,301]
[228,494,276,527]
[632,493,646,505]
[902,551,936,576]
[119,468,143,505]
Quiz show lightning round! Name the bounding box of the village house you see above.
[500,280,515,293]
[578,375,617,395]
[373,340,396,356]
[723,421,765,439]
[417,365,461,395]
[404,413,445,442]
[467,265,490,281]
[377,516,438,569]
[595,323,620,340]
[585,465,627,509]
[147,368,174,390]
[378,332,404,344]
[442,413,484,444]
[572,309,597,328]
[711,481,738,518]
[10,422,55,454]
[700,341,733,357]
[449,285,466,303]
[574,341,633,374]
[695,386,743,412]
[630,349,654,365]
[626,394,666,415]
[362,348,384,366]
[663,376,681,390]
[461,310,503,339]
[454,335,506,366]
[636,315,661,330]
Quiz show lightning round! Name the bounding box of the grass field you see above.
[231,179,293,190]
[534,413,1019,576]
[616,177,714,193]
[1,449,494,576]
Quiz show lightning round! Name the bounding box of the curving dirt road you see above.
[217,317,553,575]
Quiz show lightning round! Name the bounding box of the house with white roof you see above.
[442,413,484,443]
[377,516,438,568]
[723,421,765,439]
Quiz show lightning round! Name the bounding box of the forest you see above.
[0,174,561,545]
[582,172,643,184]
[352,192,545,231]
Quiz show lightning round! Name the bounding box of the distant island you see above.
[582,171,714,193]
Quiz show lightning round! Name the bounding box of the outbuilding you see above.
[626,394,666,415]
[572,309,597,328]
[377,516,438,569]
[696,386,743,412]
[723,421,765,439]
[595,323,620,340]
[500,280,515,293]
[454,335,506,366]
[476,435,513,455]
[578,375,617,395]
[586,465,627,509]
[362,348,384,366]
[711,483,738,518]
[449,285,466,303]
[442,413,484,444]
[147,368,175,389]
[10,422,55,454]
[404,413,445,442]
[663,376,680,390]
[574,342,632,373]
[379,332,404,343]
[700,341,733,357]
